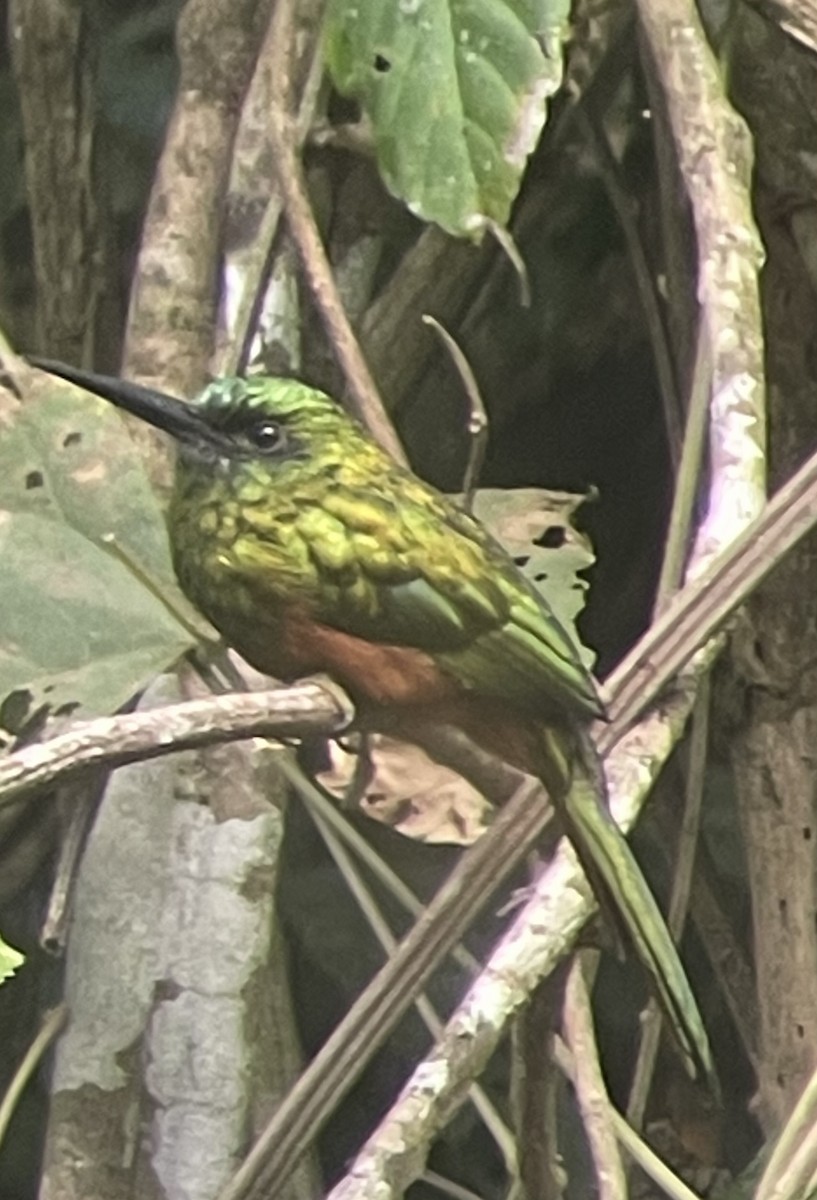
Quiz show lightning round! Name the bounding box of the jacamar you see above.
[31,360,714,1083]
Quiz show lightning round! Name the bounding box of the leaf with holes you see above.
[0,371,202,722]
[323,0,570,237]
[472,486,596,667]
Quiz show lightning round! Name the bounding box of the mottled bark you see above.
[9,0,107,364]
[728,9,817,1133]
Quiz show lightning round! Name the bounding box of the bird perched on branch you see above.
[31,359,714,1084]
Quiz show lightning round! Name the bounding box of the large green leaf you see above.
[0,375,198,724]
[324,0,570,236]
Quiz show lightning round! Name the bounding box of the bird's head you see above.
[29,362,365,483]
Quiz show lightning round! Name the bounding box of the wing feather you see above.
[287,480,602,720]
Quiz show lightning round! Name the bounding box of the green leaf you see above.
[324,0,570,237]
[0,377,197,720]
[0,934,24,983]
[472,486,596,666]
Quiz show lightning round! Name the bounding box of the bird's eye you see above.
[249,420,282,451]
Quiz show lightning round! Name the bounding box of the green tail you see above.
[540,727,716,1087]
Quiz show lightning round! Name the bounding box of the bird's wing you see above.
[277,479,602,719]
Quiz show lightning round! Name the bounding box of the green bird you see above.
[32,359,714,1084]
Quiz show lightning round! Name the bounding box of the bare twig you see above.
[514,976,565,1200]
[360,228,488,422]
[574,101,684,461]
[100,534,213,645]
[0,684,353,807]
[419,1172,488,1200]
[0,1005,69,1151]
[485,220,531,309]
[553,1039,705,1200]
[652,801,759,1070]
[421,315,489,510]
[653,327,713,614]
[273,131,404,459]
[562,959,627,1200]
[40,777,104,953]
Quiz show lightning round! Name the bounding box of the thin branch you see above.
[421,315,489,510]
[100,534,214,646]
[758,1102,817,1200]
[0,1005,68,1151]
[562,959,627,1200]
[553,1038,705,1200]
[574,101,684,462]
[419,1171,489,1200]
[485,220,530,308]
[39,778,103,953]
[653,326,713,614]
[652,801,759,1071]
[273,132,404,460]
[513,975,564,1199]
[0,684,353,807]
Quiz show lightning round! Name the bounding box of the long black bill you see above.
[29,357,209,445]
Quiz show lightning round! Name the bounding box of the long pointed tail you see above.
[538,725,716,1088]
